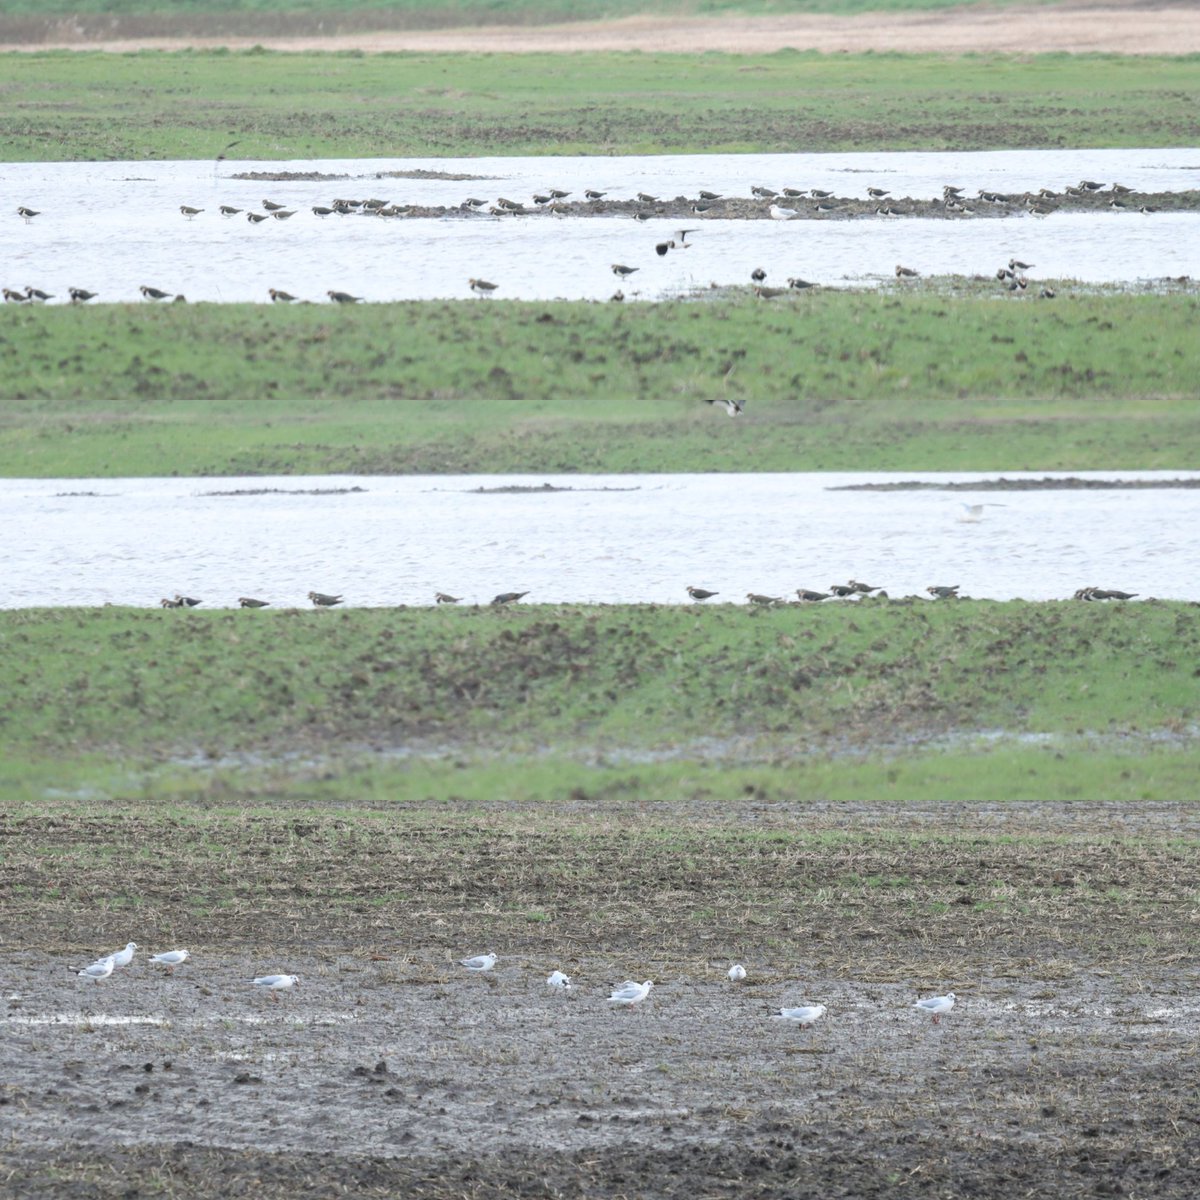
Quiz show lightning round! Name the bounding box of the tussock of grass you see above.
[2,294,1197,475]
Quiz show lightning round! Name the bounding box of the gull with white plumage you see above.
[77,956,116,983]
[251,974,299,1001]
[546,970,572,992]
[914,991,956,1024]
[608,980,653,1007]
[461,952,497,973]
[773,1004,827,1029]
[149,949,189,974]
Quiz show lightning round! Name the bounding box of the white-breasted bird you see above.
[728,964,747,982]
[77,957,116,983]
[252,974,299,1000]
[914,991,955,1024]
[547,970,572,991]
[774,1003,827,1028]
[149,950,189,973]
[106,942,138,968]
[608,980,653,1006]
[461,952,497,972]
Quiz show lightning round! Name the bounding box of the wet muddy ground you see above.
[4,798,1200,1196]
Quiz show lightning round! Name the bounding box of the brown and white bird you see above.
[238,597,270,608]
[308,591,343,606]
[584,189,606,200]
[795,589,830,602]
[687,586,718,601]
[3,288,29,303]
[435,592,461,604]
[895,264,919,278]
[866,187,890,199]
[636,192,658,203]
[326,291,362,304]
[746,593,783,606]
[491,591,529,605]
[269,288,298,303]
[469,278,499,295]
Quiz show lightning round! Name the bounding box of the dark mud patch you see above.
[833,476,1200,492]
[199,485,368,496]
[464,482,642,494]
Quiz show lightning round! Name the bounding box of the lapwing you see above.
[750,267,766,282]
[434,592,461,604]
[469,278,499,295]
[312,206,336,217]
[269,209,297,220]
[584,189,606,200]
[1091,588,1138,601]
[140,286,171,301]
[3,288,30,303]
[219,205,242,216]
[175,595,202,607]
[895,264,919,278]
[1009,259,1035,270]
[24,286,53,302]
[17,206,39,222]
[687,586,718,601]
[491,591,529,605]
[612,264,639,278]
[269,288,298,303]
[180,205,204,219]
[547,189,569,199]
[308,591,343,606]
[262,199,287,211]
[828,584,858,598]
[926,585,960,599]
[636,192,658,203]
[246,212,269,224]
[69,288,98,303]
[746,593,783,606]
[787,277,817,290]
[866,187,890,199]
[238,597,270,608]
[751,185,777,198]
[326,291,362,303]
[698,190,721,200]
[809,189,834,199]
[707,398,744,417]
[795,589,830,602]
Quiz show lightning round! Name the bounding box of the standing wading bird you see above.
[636,193,658,203]
[140,286,172,301]
[308,591,343,607]
[238,597,270,608]
[268,288,298,303]
[17,206,40,222]
[69,288,98,303]
[927,585,961,599]
[262,199,287,211]
[895,264,920,278]
[160,598,183,608]
[270,209,296,220]
[3,288,29,303]
[795,589,830,602]
[687,586,719,601]
[914,991,955,1024]
[326,291,362,304]
[174,595,201,608]
[746,594,783,606]
[434,592,461,604]
[246,212,269,224]
[612,264,639,278]
[707,398,744,417]
[787,277,817,290]
[219,205,243,216]
[751,267,766,282]
[867,187,890,199]
[180,206,203,219]
[584,189,606,200]
[25,287,53,302]
[469,278,499,295]
[491,591,529,605]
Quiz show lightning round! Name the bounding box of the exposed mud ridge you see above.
[6,797,1200,1195]
[230,189,1200,223]
[465,482,642,494]
[833,477,1200,492]
[199,486,368,496]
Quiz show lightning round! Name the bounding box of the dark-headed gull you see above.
[914,991,955,1023]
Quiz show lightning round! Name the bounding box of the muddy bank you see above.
[832,477,1200,491]
[4,3,1200,55]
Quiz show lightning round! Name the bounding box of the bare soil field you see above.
[4,2,1199,54]
[4,797,1200,1197]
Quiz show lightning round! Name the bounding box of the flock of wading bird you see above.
[154,584,1140,610]
[71,942,957,1031]
[9,177,1165,305]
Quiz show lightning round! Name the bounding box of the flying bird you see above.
[707,398,744,417]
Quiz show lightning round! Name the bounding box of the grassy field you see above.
[2,50,1197,160]
[1,292,1196,476]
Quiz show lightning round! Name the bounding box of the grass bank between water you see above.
[2,603,1196,806]
[2,292,1198,476]
[2,50,1197,159]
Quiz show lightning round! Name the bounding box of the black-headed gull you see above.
[914,991,955,1023]
[608,980,653,1006]
[461,952,497,972]
[77,956,116,983]
[768,204,798,220]
[105,942,138,968]
[149,950,189,973]
[252,974,299,1001]
[728,964,747,982]
[546,970,572,991]
[774,1004,827,1028]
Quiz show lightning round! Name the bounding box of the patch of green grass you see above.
[0,604,1195,767]
[2,292,1197,476]
[0,49,1196,160]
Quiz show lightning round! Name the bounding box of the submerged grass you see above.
[1,50,1197,160]
[2,292,1198,476]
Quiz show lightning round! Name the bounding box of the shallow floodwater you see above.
[4,148,1198,302]
[4,472,1197,608]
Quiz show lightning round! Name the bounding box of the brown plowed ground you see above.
[2,2,1198,53]
[5,797,1200,1197]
